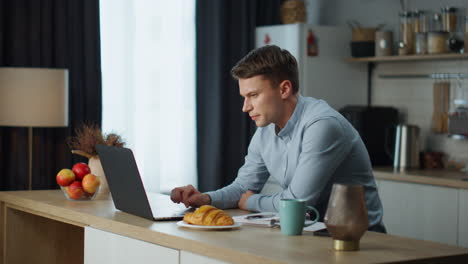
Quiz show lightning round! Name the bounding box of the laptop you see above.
[96,144,192,221]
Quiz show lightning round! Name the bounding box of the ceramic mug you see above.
[279,199,319,235]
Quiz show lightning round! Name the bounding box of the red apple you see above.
[66,181,84,199]
[82,174,100,194]
[72,162,91,180]
[56,169,76,186]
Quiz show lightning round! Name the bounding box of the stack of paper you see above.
[233,213,279,227]
[233,212,327,232]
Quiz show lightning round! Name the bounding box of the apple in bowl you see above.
[72,162,91,181]
[57,164,101,201]
[82,174,100,194]
[56,169,75,187]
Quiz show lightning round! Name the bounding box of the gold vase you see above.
[324,184,368,251]
[88,156,110,199]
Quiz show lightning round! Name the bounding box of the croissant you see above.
[183,205,234,226]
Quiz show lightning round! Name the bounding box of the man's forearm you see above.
[204,182,245,209]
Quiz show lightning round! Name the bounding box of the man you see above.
[171,45,386,232]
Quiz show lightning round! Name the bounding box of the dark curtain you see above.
[0,0,101,190]
[196,0,282,192]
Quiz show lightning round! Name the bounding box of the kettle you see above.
[392,124,420,171]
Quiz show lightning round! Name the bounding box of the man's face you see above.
[239,75,284,127]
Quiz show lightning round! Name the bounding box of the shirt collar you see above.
[276,94,305,138]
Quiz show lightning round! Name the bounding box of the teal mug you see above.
[279,199,319,235]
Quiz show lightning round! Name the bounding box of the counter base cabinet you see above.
[2,205,84,264]
[459,189,468,247]
[377,180,458,246]
[84,227,179,264]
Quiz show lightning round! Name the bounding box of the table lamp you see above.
[0,67,69,190]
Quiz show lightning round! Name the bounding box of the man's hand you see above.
[238,190,255,210]
[170,185,211,208]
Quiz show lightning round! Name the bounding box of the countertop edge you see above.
[0,191,281,264]
[374,168,468,189]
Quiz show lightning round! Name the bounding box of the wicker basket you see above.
[280,0,306,24]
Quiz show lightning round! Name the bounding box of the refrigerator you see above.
[255,24,367,110]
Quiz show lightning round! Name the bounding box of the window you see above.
[100,0,196,193]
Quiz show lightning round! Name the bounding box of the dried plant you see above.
[66,123,125,158]
[104,133,125,148]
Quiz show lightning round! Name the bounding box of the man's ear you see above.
[279,80,293,99]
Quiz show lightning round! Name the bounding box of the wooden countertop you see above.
[1,190,468,264]
[374,167,468,189]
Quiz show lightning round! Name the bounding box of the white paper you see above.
[233,212,279,227]
[234,213,326,231]
[303,221,326,232]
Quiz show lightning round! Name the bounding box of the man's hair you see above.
[231,45,299,94]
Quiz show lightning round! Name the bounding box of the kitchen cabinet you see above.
[459,189,468,247]
[84,227,179,264]
[377,179,459,246]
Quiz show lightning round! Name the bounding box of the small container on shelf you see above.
[375,31,393,56]
[414,10,429,55]
[415,33,428,54]
[441,7,458,33]
[431,12,444,32]
[399,11,415,54]
[441,7,463,53]
[428,31,449,54]
[414,10,429,33]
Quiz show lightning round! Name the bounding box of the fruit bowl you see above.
[56,163,102,201]
[60,180,101,201]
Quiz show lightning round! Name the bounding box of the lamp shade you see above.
[0,67,68,127]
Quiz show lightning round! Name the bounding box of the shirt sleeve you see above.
[246,117,352,212]
[205,129,270,209]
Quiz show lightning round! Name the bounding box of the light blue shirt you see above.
[206,95,385,231]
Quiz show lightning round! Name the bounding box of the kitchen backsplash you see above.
[372,59,468,165]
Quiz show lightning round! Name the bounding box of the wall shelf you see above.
[346,53,468,63]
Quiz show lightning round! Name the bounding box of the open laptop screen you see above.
[96,144,154,220]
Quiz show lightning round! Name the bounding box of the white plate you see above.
[176,221,241,230]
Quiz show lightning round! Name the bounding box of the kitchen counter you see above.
[374,167,468,189]
[1,190,468,264]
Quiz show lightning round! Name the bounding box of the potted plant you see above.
[66,123,125,198]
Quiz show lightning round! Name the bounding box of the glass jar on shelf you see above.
[427,13,449,54]
[399,11,415,54]
[414,10,429,54]
[441,7,458,33]
[414,10,429,33]
[431,12,443,32]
